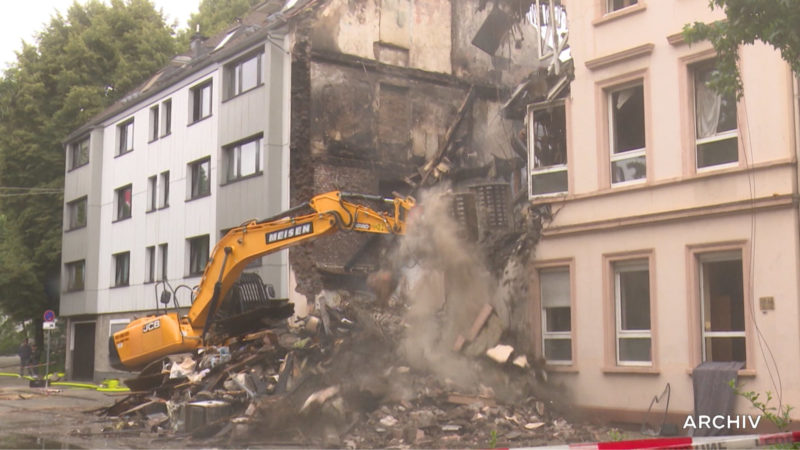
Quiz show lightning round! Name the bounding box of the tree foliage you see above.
[0,0,176,329]
[683,0,800,98]
[177,0,262,49]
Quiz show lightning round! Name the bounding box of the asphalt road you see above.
[0,355,138,449]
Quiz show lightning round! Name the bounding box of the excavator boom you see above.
[110,191,414,370]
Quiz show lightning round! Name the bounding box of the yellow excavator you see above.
[109,191,415,371]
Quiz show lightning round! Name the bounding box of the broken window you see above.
[609,84,646,184]
[699,251,746,364]
[607,0,637,13]
[529,0,569,61]
[539,267,572,363]
[113,251,130,287]
[694,61,738,169]
[188,234,210,276]
[65,260,85,292]
[614,259,651,365]
[529,101,567,196]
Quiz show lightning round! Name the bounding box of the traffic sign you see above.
[43,321,56,330]
[43,309,55,322]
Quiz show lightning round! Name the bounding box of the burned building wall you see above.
[309,0,452,74]
[451,0,542,85]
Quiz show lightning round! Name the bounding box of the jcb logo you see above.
[142,320,161,334]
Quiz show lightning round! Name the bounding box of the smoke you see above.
[392,186,504,386]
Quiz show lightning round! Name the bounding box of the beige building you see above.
[529,0,800,423]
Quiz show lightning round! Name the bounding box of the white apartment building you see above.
[61,14,293,380]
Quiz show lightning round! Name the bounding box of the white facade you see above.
[61,33,293,380]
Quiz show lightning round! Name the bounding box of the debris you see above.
[184,400,231,433]
[525,422,545,430]
[468,304,494,341]
[300,386,340,413]
[513,355,529,368]
[380,415,398,427]
[486,344,514,364]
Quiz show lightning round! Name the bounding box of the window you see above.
[529,102,567,196]
[529,0,568,60]
[539,267,572,363]
[117,119,134,155]
[609,84,646,184]
[114,184,132,221]
[188,157,211,199]
[613,259,651,365]
[65,260,85,292]
[67,196,87,230]
[699,251,745,363]
[225,135,261,182]
[69,137,89,170]
[190,80,212,123]
[113,252,130,287]
[188,235,210,276]
[159,171,170,208]
[607,0,637,13]
[146,176,157,212]
[145,246,155,283]
[225,52,262,99]
[149,105,159,142]
[161,99,172,137]
[109,319,130,338]
[158,243,168,281]
[694,61,738,169]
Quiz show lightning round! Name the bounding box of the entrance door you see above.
[72,322,96,380]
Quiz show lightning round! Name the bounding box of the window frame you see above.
[113,184,133,222]
[69,137,90,171]
[116,118,134,156]
[160,99,172,137]
[144,246,155,284]
[606,0,637,13]
[224,134,263,183]
[159,171,170,209]
[112,251,130,287]
[691,60,739,171]
[613,259,652,366]
[537,264,574,366]
[187,235,210,277]
[188,157,211,200]
[146,175,157,213]
[66,196,88,231]
[149,105,159,142]
[528,100,568,197]
[608,82,647,186]
[157,243,168,281]
[190,79,213,124]
[65,260,85,292]
[225,50,263,100]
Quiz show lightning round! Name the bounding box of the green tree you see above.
[177,0,262,48]
[683,0,800,98]
[0,0,176,342]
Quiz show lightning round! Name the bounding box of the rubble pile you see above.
[98,190,607,448]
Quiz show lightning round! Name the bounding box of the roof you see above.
[65,0,321,143]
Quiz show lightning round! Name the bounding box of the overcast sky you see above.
[0,0,202,70]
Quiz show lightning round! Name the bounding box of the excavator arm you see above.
[110,191,414,370]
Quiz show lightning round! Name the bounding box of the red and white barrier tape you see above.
[506,431,800,449]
